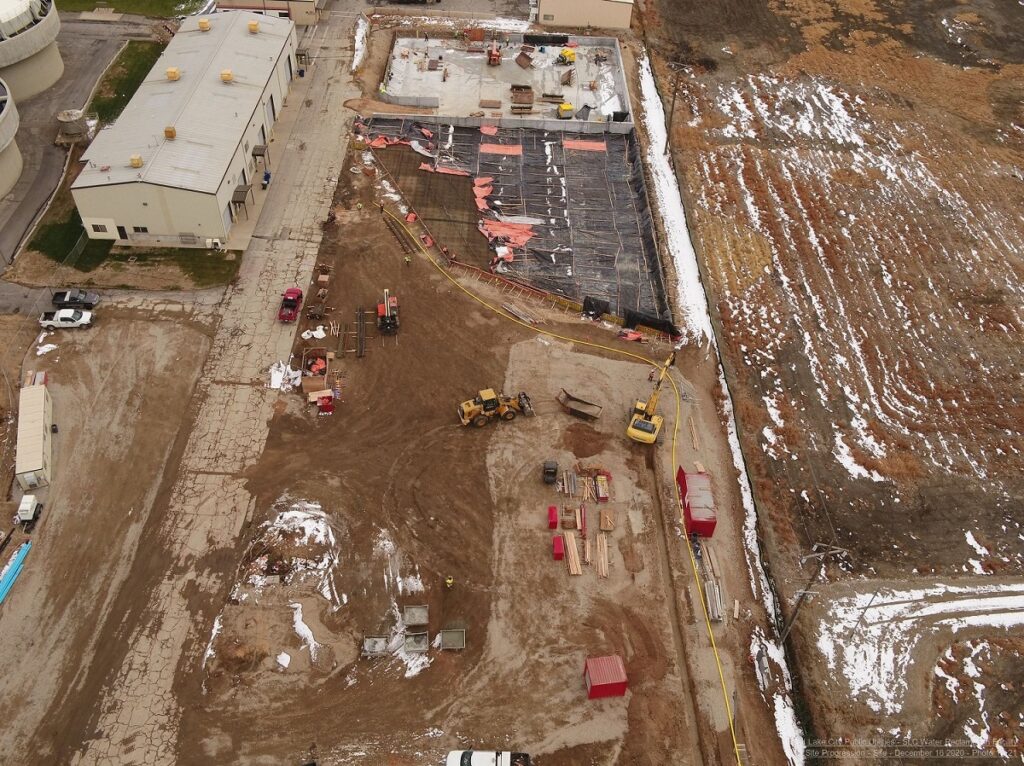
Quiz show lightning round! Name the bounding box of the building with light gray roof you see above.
[72,11,297,246]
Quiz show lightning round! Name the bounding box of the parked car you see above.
[278,287,303,322]
[446,753,530,766]
[51,289,100,309]
[39,309,93,330]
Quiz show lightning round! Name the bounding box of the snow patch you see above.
[352,16,369,72]
[290,602,322,662]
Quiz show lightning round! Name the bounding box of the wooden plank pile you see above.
[564,531,583,575]
[596,533,609,578]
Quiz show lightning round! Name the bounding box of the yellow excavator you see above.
[626,353,676,444]
[458,388,535,427]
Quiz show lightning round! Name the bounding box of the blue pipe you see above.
[0,542,32,606]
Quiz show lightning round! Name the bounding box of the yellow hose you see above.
[384,208,743,764]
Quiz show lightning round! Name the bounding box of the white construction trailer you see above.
[15,384,52,490]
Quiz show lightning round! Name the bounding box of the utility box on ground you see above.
[15,384,52,491]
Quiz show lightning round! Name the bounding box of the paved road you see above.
[0,17,156,266]
[69,8,361,764]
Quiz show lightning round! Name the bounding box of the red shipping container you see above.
[583,655,628,699]
[552,535,564,561]
[676,467,717,538]
[548,505,558,530]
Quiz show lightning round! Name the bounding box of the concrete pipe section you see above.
[0,77,22,198]
[0,0,63,101]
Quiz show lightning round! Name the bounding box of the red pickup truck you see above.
[278,288,303,322]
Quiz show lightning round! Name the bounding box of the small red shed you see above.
[552,535,564,561]
[583,654,628,699]
[548,505,558,530]
[676,467,717,538]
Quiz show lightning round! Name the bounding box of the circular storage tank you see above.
[0,0,64,101]
[0,77,23,198]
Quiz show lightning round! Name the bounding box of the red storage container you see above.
[548,505,558,530]
[552,535,565,560]
[583,655,628,699]
[676,467,717,538]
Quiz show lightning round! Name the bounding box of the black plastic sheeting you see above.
[360,118,672,321]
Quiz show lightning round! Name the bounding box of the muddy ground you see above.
[0,312,212,761]
[170,147,787,764]
[641,0,1024,752]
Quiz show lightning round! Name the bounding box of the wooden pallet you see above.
[599,510,614,532]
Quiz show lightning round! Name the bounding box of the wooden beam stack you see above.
[596,533,609,578]
[564,532,583,575]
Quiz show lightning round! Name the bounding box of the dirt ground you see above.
[640,0,1024,754]
[169,145,786,764]
[0,311,212,761]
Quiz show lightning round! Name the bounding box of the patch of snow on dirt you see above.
[833,432,885,482]
[277,651,291,669]
[290,602,322,662]
[201,614,222,669]
[966,531,989,557]
[352,15,368,72]
[35,343,58,356]
[637,53,713,344]
[817,583,1024,714]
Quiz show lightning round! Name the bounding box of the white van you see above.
[445,752,531,766]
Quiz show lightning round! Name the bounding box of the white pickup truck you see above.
[39,308,93,330]
[446,753,531,766]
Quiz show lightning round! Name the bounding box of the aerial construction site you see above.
[0,0,1020,764]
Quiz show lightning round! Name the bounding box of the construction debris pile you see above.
[358,118,672,322]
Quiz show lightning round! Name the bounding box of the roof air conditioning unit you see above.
[221,69,234,83]
[166,66,181,81]
[130,154,144,168]
[164,126,176,139]
[198,17,211,31]
[248,19,259,34]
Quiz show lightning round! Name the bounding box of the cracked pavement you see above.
[71,10,360,764]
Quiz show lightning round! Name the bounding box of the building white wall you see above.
[537,0,633,30]
[74,22,297,244]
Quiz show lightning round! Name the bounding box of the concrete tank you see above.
[0,76,22,198]
[0,0,64,101]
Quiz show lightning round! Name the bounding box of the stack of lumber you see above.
[564,532,583,575]
[599,510,614,531]
[596,533,609,578]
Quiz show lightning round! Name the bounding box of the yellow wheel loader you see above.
[458,388,535,427]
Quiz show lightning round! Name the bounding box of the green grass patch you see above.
[105,248,242,288]
[57,0,204,17]
[29,209,114,267]
[88,40,166,125]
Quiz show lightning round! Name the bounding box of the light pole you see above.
[664,62,688,156]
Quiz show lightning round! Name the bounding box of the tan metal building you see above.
[0,0,63,101]
[0,76,22,198]
[71,12,297,246]
[210,0,324,26]
[15,384,52,491]
[537,0,633,30]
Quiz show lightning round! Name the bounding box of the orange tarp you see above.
[474,177,494,186]
[418,162,435,172]
[479,220,534,248]
[473,185,493,198]
[475,198,490,211]
[436,167,471,176]
[563,139,607,152]
[479,143,523,155]
[479,125,498,136]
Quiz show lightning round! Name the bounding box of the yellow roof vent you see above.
[130,154,144,168]
[220,69,234,83]
[164,126,177,140]
[248,19,259,34]
[198,17,211,31]
[166,66,181,81]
